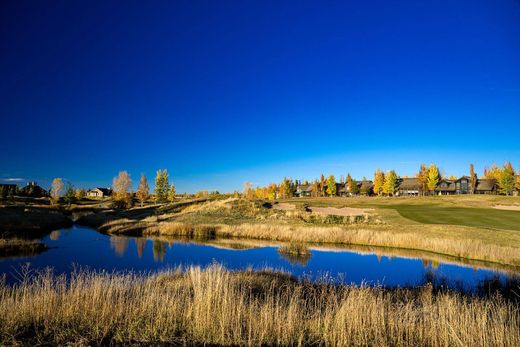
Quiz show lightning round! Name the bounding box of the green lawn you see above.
[384,204,520,231]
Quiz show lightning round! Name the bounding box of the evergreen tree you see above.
[136,174,150,207]
[497,162,515,195]
[326,175,337,196]
[373,169,385,196]
[427,164,440,194]
[350,179,360,195]
[154,169,169,202]
[382,170,398,196]
[63,183,76,205]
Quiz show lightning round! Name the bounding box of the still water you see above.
[1,225,518,291]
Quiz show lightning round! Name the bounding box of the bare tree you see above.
[50,178,64,205]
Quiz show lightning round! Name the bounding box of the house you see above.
[358,180,374,195]
[435,179,456,195]
[397,178,420,196]
[475,179,496,194]
[20,182,48,197]
[295,184,313,197]
[87,187,113,198]
[453,176,472,194]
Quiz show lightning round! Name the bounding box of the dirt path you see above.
[309,206,373,217]
[272,203,296,211]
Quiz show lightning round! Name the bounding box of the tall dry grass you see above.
[149,222,520,267]
[0,265,518,346]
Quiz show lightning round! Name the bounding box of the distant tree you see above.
[75,188,86,200]
[484,164,501,180]
[346,173,353,195]
[136,174,150,207]
[427,164,440,194]
[279,177,292,199]
[497,162,515,195]
[326,175,336,196]
[266,183,277,200]
[168,184,176,202]
[50,178,64,205]
[112,171,132,208]
[154,169,169,203]
[0,186,6,201]
[382,170,398,196]
[243,182,255,200]
[448,175,458,180]
[63,183,76,206]
[350,179,360,195]
[319,174,326,197]
[515,168,520,192]
[469,164,478,193]
[373,169,385,196]
[311,180,319,197]
[416,164,429,196]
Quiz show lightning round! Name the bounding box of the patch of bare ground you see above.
[494,205,520,211]
[272,202,296,210]
[309,206,373,217]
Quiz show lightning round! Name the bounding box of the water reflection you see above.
[1,225,519,293]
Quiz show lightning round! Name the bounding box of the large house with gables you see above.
[86,187,113,198]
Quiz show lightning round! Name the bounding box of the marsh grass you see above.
[0,239,47,258]
[0,265,518,346]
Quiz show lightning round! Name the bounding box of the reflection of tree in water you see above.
[278,245,312,266]
[153,240,166,262]
[49,230,60,241]
[110,236,129,256]
[135,238,147,258]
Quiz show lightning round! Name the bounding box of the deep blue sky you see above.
[1,1,519,192]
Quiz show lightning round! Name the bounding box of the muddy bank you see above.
[0,206,73,238]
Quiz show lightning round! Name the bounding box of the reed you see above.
[0,265,518,346]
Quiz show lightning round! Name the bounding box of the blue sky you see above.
[1,1,519,192]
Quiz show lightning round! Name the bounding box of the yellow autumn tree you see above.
[136,174,149,207]
[50,178,64,205]
[373,169,385,196]
[112,171,132,208]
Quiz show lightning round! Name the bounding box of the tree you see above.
[311,180,319,197]
[75,188,86,200]
[50,178,64,205]
[497,162,515,195]
[154,169,169,203]
[484,164,501,180]
[416,164,429,196]
[279,177,292,199]
[136,174,150,207]
[346,173,353,195]
[63,183,76,206]
[373,169,385,196]
[515,168,520,192]
[469,164,477,193]
[350,180,360,195]
[382,170,398,196]
[168,184,176,202]
[427,164,440,194]
[243,182,255,200]
[319,174,326,197]
[112,171,132,208]
[266,183,277,200]
[326,175,336,196]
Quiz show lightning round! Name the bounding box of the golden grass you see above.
[0,238,47,258]
[146,222,520,267]
[0,265,518,346]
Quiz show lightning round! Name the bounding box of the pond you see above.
[1,225,518,292]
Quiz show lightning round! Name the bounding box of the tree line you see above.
[244,162,520,199]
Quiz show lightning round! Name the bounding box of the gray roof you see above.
[436,179,456,192]
[475,179,496,191]
[398,178,420,190]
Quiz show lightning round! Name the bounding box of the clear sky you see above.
[1,1,519,192]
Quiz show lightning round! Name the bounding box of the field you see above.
[0,265,518,346]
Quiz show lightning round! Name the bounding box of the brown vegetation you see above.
[0,265,518,346]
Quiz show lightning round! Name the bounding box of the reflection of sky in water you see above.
[0,225,516,290]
